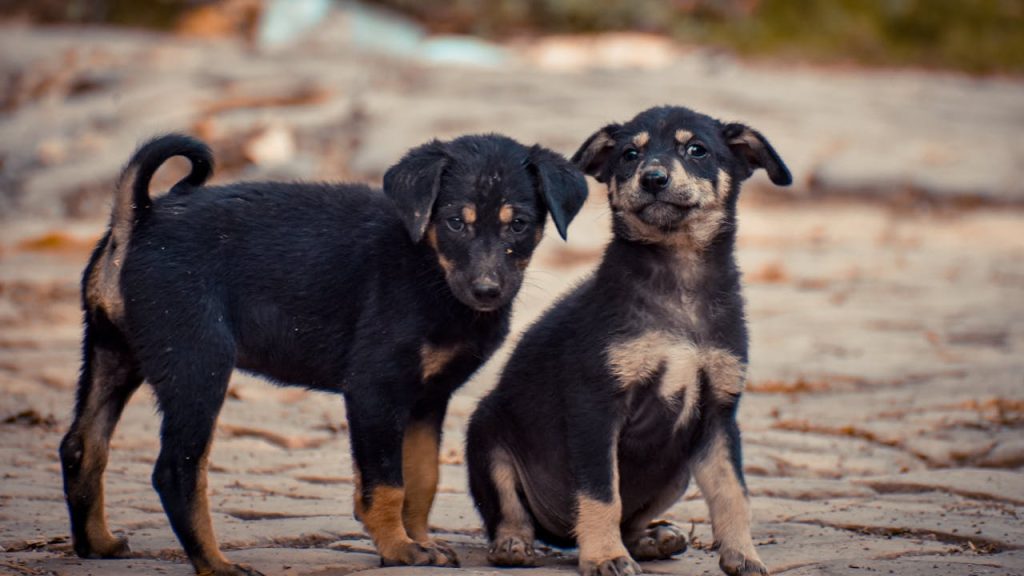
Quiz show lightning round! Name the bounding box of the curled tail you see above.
[88,135,213,326]
[111,133,214,232]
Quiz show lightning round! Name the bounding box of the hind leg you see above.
[150,344,261,576]
[625,520,688,561]
[60,313,143,559]
[621,473,690,561]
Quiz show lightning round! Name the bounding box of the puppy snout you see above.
[471,277,502,303]
[640,168,670,192]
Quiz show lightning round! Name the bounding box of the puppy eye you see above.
[622,148,640,161]
[685,143,708,158]
[510,218,528,233]
[445,217,465,232]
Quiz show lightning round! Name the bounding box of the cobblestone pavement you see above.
[1,21,1023,576]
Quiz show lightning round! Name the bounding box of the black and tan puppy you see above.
[59,133,587,575]
[466,106,791,576]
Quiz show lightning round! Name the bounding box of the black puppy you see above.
[467,106,791,576]
[59,133,587,575]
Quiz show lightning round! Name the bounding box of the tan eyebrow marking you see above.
[462,205,477,224]
[675,129,694,144]
[631,131,649,148]
[499,204,514,224]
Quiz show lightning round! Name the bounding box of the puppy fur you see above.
[59,133,587,576]
[466,106,791,576]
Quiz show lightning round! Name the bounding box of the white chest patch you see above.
[605,332,746,428]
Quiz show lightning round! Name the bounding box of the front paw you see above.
[627,521,687,560]
[580,555,641,576]
[719,547,768,576]
[380,539,459,567]
[488,534,536,566]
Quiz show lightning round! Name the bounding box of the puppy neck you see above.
[603,218,739,295]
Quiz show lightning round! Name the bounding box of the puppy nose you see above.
[640,168,670,192]
[471,278,502,302]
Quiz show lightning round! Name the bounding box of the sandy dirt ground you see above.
[1,20,1023,576]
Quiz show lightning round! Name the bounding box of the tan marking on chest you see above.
[606,332,746,426]
[420,343,460,381]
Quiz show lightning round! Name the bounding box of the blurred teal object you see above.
[258,0,332,47]
[345,1,425,57]
[422,36,508,66]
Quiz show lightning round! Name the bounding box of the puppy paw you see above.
[720,547,769,576]
[627,521,687,560]
[76,533,131,559]
[580,555,642,576]
[488,534,536,566]
[380,540,459,567]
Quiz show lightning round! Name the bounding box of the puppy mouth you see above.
[634,200,696,229]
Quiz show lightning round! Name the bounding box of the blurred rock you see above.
[243,124,297,166]
[518,32,679,71]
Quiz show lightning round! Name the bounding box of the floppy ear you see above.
[528,146,589,241]
[723,123,792,186]
[383,140,448,242]
[570,123,620,183]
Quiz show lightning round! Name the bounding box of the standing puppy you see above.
[59,133,587,576]
[467,106,791,576]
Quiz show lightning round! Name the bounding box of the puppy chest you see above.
[606,332,746,427]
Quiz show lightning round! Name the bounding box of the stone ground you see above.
[1,19,1023,576]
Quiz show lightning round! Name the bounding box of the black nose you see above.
[640,169,669,192]
[471,279,502,303]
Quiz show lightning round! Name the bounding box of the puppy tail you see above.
[110,134,214,234]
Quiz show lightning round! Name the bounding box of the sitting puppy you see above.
[59,133,587,576]
[466,106,791,576]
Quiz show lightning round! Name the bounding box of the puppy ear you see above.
[570,123,620,182]
[528,146,589,241]
[383,140,448,242]
[723,123,792,186]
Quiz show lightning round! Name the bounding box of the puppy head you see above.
[572,106,791,248]
[384,135,588,312]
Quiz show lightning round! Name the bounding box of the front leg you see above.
[693,422,768,576]
[568,395,640,576]
[345,389,458,567]
[400,396,457,562]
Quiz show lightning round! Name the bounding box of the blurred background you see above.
[1,2,1023,575]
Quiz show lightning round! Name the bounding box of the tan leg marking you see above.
[693,432,764,573]
[575,494,631,569]
[420,343,460,382]
[402,422,440,542]
[189,445,233,573]
[491,447,533,543]
[361,486,415,560]
[461,205,477,225]
[76,414,123,555]
[352,467,364,520]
